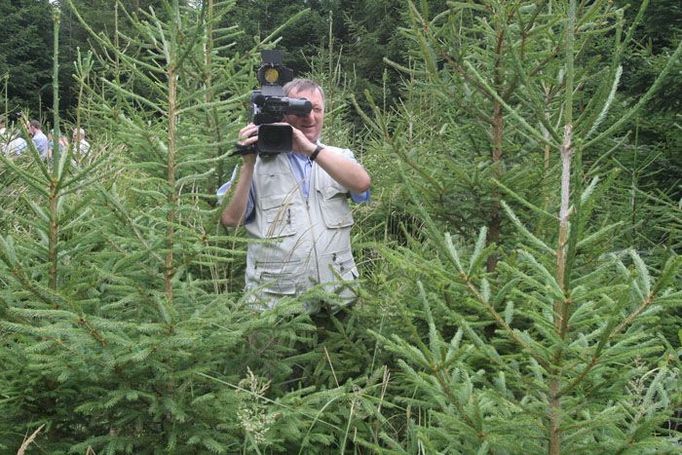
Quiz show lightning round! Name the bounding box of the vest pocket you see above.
[259,272,297,295]
[260,195,297,238]
[316,183,354,229]
[324,249,359,303]
[327,249,359,281]
[255,258,301,296]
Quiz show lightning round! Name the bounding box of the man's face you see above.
[284,88,324,143]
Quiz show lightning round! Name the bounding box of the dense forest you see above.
[1,0,680,453]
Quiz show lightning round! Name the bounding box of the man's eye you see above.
[314,108,323,114]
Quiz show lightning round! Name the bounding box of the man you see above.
[72,127,91,156]
[28,119,48,158]
[221,79,371,311]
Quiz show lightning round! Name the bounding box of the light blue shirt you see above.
[32,131,49,158]
[217,150,370,223]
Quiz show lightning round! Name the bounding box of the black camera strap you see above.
[230,142,257,156]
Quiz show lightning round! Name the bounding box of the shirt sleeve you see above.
[334,146,370,204]
[33,135,49,157]
[350,190,370,204]
[216,165,255,223]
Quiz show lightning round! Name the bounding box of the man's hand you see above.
[283,123,371,193]
[237,123,259,166]
[221,123,260,227]
[269,122,316,156]
[291,126,317,155]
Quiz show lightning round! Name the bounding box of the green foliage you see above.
[353,0,681,453]
[0,1,680,454]
[0,2,396,453]
[614,0,682,197]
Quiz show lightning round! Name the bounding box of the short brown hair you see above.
[29,119,42,130]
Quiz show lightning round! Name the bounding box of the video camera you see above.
[7,111,23,122]
[235,50,312,156]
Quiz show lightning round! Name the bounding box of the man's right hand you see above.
[238,123,259,166]
[221,123,260,227]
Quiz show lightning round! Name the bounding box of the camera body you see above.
[8,111,23,122]
[250,50,312,156]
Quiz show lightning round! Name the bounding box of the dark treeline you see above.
[2,0,420,115]
[2,0,161,115]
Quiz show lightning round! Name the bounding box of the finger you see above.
[238,128,251,140]
[241,135,258,146]
[238,124,258,139]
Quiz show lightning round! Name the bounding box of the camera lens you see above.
[286,98,312,116]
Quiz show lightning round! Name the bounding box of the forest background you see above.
[0,0,680,453]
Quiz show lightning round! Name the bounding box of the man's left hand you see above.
[273,122,316,155]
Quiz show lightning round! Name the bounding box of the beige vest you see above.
[244,146,359,307]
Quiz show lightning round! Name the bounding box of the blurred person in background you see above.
[27,119,48,159]
[72,127,90,156]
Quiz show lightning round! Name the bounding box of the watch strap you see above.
[310,144,323,161]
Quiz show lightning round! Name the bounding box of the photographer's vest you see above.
[244,146,359,307]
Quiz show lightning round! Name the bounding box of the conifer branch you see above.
[99,78,165,114]
[0,242,64,308]
[463,60,554,148]
[460,269,552,371]
[197,372,344,432]
[17,424,44,455]
[66,0,166,76]
[575,10,624,134]
[96,186,165,265]
[509,46,563,144]
[559,262,675,399]
[584,40,682,149]
[501,202,555,255]
[0,155,50,196]
[492,178,556,220]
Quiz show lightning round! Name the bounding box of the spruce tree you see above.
[354,0,681,452]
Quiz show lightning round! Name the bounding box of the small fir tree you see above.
[353,0,681,453]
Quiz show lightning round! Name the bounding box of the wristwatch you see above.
[310,144,323,161]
